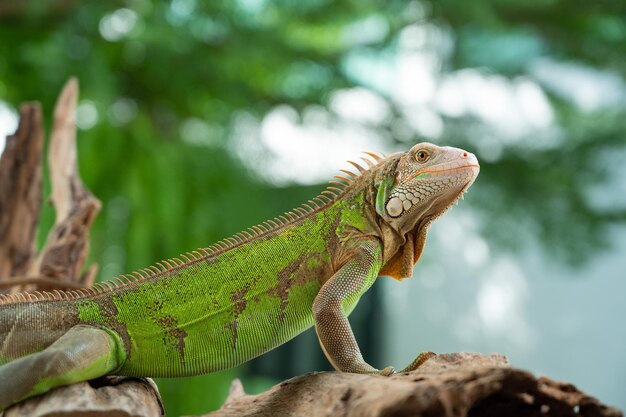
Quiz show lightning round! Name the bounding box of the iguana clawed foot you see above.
[399,351,436,373]
[378,351,436,376]
[378,366,395,376]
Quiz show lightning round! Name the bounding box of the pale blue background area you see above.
[382,215,626,410]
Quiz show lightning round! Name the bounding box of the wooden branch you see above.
[0,276,86,290]
[203,353,622,417]
[27,77,101,286]
[0,103,43,279]
[3,377,164,417]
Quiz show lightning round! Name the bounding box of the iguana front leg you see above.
[0,325,124,410]
[313,240,436,375]
[313,240,395,375]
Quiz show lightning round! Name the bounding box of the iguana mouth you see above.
[405,163,480,182]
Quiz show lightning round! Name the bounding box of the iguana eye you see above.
[416,150,430,162]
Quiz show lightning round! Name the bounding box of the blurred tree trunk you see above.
[0,78,100,288]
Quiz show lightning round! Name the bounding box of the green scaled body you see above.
[0,198,375,377]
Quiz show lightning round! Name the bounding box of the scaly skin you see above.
[0,142,479,410]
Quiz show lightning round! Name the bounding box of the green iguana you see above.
[0,142,479,410]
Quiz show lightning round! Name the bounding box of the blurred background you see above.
[1,0,625,415]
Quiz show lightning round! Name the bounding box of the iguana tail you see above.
[0,299,125,410]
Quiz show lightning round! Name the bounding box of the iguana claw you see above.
[399,351,436,373]
[379,366,395,376]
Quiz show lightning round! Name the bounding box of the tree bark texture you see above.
[3,377,163,417]
[0,102,43,279]
[205,353,622,417]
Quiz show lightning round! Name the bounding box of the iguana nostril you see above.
[461,152,468,158]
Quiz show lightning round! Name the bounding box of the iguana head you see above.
[375,142,479,279]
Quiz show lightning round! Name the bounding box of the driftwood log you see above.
[206,353,621,417]
[1,81,622,417]
[3,377,163,417]
[0,78,100,289]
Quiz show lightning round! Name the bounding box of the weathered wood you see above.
[0,276,86,290]
[0,103,44,279]
[203,353,622,417]
[28,77,101,286]
[3,377,164,417]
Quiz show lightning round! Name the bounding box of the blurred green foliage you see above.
[1,0,625,414]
